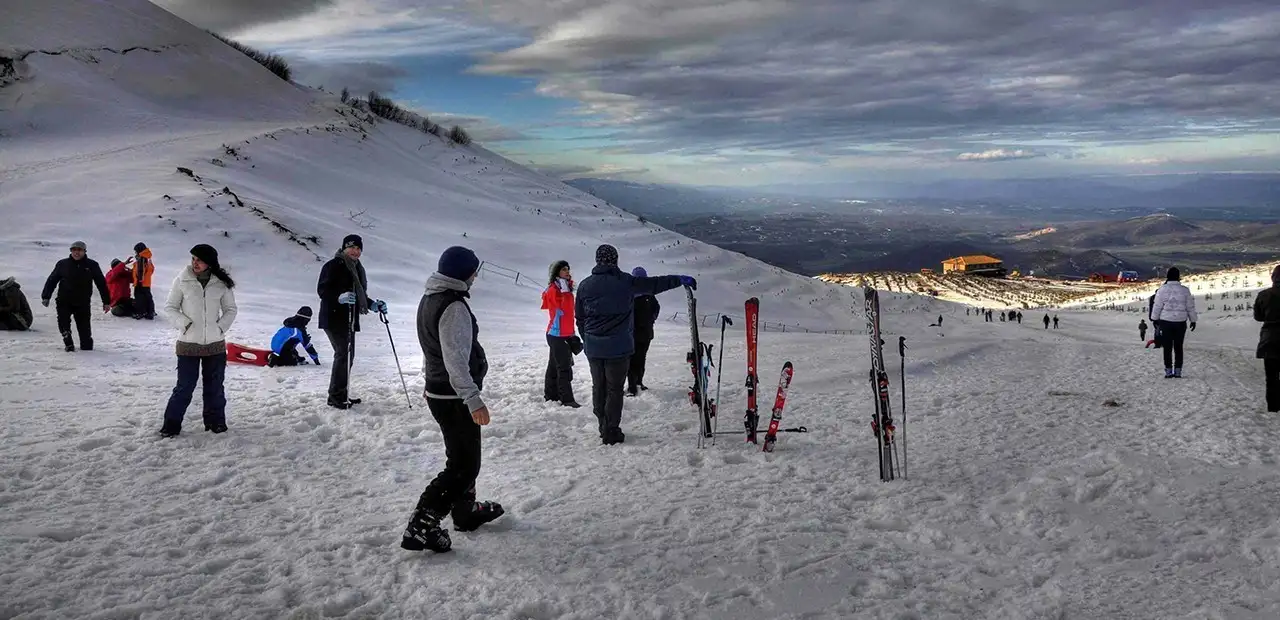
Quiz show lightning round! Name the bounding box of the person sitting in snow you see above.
[106,258,136,317]
[268,306,321,367]
[0,276,34,331]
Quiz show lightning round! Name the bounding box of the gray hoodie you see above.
[419,272,486,412]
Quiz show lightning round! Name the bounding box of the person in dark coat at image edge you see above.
[627,266,660,396]
[575,244,694,445]
[316,234,387,409]
[0,276,34,331]
[1255,264,1280,413]
[401,246,503,553]
[41,240,110,352]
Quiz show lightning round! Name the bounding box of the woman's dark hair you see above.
[208,266,236,289]
[548,260,571,286]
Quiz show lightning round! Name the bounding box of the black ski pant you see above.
[56,300,92,348]
[627,338,652,391]
[134,285,155,318]
[414,397,482,517]
[268,348,303,367]
[1140,328,1147,341]
[544,335,576,403]
[1158,320,1187,369]
[1265,358,1279,413]
[589,356,630,438]
[161,353,228,432]
[324,327,356,402]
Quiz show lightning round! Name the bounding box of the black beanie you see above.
[190,244,220,269]
[134,242,147,253]
[438,246,480,281]
[296,306,314,318]
[111,258,122,268]
[1167,266,1180,281]
[342,234,363,251]
[1272,264,1280,284]
[595,244,618,266]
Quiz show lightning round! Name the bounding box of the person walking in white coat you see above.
[1150,266,1198,378]
[160,244,238,437]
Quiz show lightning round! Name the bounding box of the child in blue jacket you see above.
[269,306,321,367]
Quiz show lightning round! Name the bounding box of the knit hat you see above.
[70,241,87,251]
[595,244,618,266]
[1166,266,1180,281]
[296,306,314,319]
[134,242,147,253]
[190,244,220,269]
[111,258,122,268]
[342,234,363,251]
[631,266,647,278]
[438,246,480,281]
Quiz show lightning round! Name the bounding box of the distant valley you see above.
[568,176,1280,279]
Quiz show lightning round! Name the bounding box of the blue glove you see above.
[679,276,697,290]
[372,299,388,314]
[338,291,357,305]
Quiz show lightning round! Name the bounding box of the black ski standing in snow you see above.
[761,361,794,453]
[686,286,713,446]
[864,286,898,481]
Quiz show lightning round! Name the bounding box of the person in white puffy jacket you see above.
[1150,266,1197,378]
[159,244,238,437]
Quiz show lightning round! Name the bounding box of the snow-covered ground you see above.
[3,1,1280,618]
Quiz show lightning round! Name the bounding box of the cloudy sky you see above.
[157,0,1280,187]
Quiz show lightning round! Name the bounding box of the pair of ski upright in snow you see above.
[864,286,906,481]
[684,287,804,451]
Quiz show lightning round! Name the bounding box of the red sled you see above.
[226,342,270,366]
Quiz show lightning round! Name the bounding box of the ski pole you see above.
[714,315,732,443]
[898,336,906,479]
[380,309,413,409]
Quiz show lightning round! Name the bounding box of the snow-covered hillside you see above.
[3,1,1280,618]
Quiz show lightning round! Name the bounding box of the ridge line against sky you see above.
[155,0,1280,187]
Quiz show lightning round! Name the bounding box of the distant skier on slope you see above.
[402,246,502,553]
[1043,313,1050,329]
[541,260,581,408]
[1139,319,1148,342]
[1253,264,1280,412]
[268,306,321,367]
[627,266,661,396]
[575,244,692,445]
[1151,267,1198,378]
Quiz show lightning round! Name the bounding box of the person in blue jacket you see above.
[575,244,694,445]
[268,306,321,367]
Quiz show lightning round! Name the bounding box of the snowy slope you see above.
[4,2,1280,618]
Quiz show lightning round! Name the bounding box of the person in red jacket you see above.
[106,258,135,317]
[541,260,581,407]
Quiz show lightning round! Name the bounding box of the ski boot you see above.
[401,506,451,552]
[62,331,75,352]
[451,499,505,532]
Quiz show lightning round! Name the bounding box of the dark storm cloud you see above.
[153,0,335,32]
[465,0,1280,155]
[291,60,409,95]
